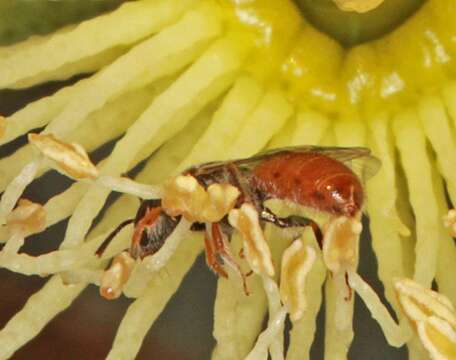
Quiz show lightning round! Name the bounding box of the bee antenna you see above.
[96,218,135,257]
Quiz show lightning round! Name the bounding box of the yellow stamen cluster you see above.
[162,174,240,222]
[395,278,456,359]
[417,316,456,360]
[395,278,456,328]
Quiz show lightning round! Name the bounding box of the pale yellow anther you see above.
[100,251,135,300]
[228,203,274,277]
[162,175,206,221]
[207,183,240,216]
[0,115,6,139]
[280,239,316,322]
[175,174,199,192]
[443,209,456,237]
[394,278,456,330]
[162,175,240,223]
[322,215,362,273]
[6,199,46,236]
[28,133,99,180]
[417,316,456,360]
[333,0,384,13]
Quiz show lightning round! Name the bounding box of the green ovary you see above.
[224,0,456,115]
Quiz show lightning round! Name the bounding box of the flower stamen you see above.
[280,239,316,322]
[322,214,362,330]
[417,316,456,360]
[1,199,46,259]
[394,278,456,328]
[28,133,163,198]
[163,175,240,222]
[322,215,362,273]
[28,133,98,180]
[6,199,46,238]
[228,203,274,277]
[100,251,135,300]
[394,278,456,358]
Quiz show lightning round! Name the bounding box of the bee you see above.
[96,146,380,287]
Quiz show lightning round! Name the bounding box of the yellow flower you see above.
[0,0,455,359]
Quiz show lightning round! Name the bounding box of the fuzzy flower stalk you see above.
[0,0,456,359]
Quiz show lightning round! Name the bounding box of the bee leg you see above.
[204,226,228,279]
[205,222,250,295]
[96,218,135,257]
[260,208,323,249]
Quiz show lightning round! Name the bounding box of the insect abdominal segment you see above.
[99,146,378,300]
[252,151,365,218]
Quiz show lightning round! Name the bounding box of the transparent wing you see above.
[187,146,381,181]
[235,146,381,180]
[250,145,370,162]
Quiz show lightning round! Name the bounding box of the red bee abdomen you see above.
[251,152,363,216]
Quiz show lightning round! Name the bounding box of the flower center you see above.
[295,0,425,46]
